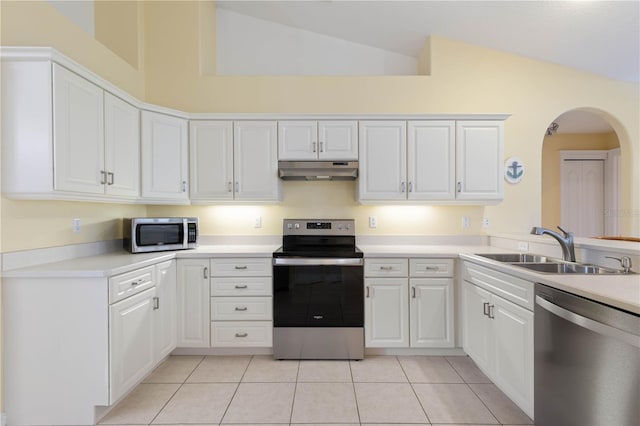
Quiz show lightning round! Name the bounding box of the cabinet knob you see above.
[153,296,160,310]
[234,265,248,270]
[203,267,208,279]
[401,181,406,193]
[100,170,107,185]
[457,181,462,193]
[235,332,248,338]
[235,284,248,289]
[228,181,232,192]
[312,141,317,153]
[235,306,248,311]
[366,286,370,298]
[483,301,489,316]
[319,141,324,152]
[411,287,416,298]
[408,181,413,192]
[107,172,114,185]
[182,180,187,192]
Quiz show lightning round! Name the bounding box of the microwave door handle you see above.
[183,218,188,246]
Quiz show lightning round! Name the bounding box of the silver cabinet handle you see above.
[153,296,160,310]
[312,141,317,153]
[366,286,370,298]
[483,302,489,316]
[107,172,114,185]
[425,266,439,271]
[457,181,462,192]
[235,306,248,311]
[235,332,248,338]
[235,181,239,192]
[228,181,232,192]
[411,287,416,298]
[100,170,107,185]
[488,304,495,319]
[234,265,248,270]
[401,181,406,193]
[203,267,208,279]
[182,180,187,192]
[235,284,248,289]
[408,181,413,192]
[131,278,145,286]
[536,295,640,348]
[379,266,393,271]
[319,141,324,152]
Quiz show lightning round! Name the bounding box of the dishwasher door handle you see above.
[535,295,640,348]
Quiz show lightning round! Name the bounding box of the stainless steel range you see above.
[272,219,364,360]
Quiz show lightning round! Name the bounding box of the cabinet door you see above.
[318,120,358,160]
[189,121,234,200]
[141,111,189,201]
[155,260,177,361]
[177,259,210,347]
[53,64,105,194]
[410,278,454,348]
[358,121,407,200]
[278,121,318,160]
[462,281,493,374]
[456,121,504,200]
[109,287,156,403]
[104,93,140,197]
[407,121,455,200]
[234,121,280,201]
[365,278,409,347]
[491,294,534,417]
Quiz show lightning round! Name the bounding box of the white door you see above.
[234,121,280,201]
[365,278,409,347]
[462,281,493,374]
[104,93,140,197]
[358,121,407,200]
[407,121,455,200]
[456,121,504,200]
[189,121,234,200]
[109,287,156,403]
[52,63,105,194]
[154,260,177,361]
[278,121,318,160]
[410,278,454,348]
[141,111,189,201]
[491,294,534,418]
[604,148,621,235]
[318,120,358,160]
[561,159,604,237]
[177,259,210,347]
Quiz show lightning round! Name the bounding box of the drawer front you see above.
[211,297,272,321]
[109,266,155,304]
[463,262,534,310]
[410,258,454,277]
[365,258,409,277]
[211,277,272,296]
[211,258,272,277]
[211,321,273,347]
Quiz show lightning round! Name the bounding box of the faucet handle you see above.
[557,225,572,237]
[605,256,633,273]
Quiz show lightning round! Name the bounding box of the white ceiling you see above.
[216,0,640,83]
[552,110,614,134]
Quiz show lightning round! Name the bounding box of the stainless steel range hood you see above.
[278,161,358,180]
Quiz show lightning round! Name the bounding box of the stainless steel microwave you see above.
[124,217,198,253]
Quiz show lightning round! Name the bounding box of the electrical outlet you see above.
[518,241,529,251]
[483,217,490,228]
[462,216,470,228]
[254,216,262,228]
[72,218,81,233]
[369,216,377,228]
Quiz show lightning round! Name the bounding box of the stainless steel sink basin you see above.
[476,253,557,263]
[514,262,624,274]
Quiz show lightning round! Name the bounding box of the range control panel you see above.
[283,219,355,236]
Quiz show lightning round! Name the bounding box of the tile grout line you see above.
[442,355,466,384]
[218,354,254,424]
[288,358,302,424]
[349,359,362,425]
[398,355,432,424]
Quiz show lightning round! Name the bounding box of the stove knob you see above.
[287,223,293,230]
[346,224,351,230]
[338,224,343,230]
[294,223,300,229]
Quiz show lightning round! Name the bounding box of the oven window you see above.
[273,265,364,327]
[136,224,183,246]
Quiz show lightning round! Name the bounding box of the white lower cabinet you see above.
[365,258,454,348]
[154,260,178,360]
[177,259,211,347]
[462,262,534,419]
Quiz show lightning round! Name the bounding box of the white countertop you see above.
[359,244,507,257]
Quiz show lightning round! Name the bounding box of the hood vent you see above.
[278,161,358,181]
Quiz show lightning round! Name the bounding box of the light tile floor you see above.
[99,355,533,425]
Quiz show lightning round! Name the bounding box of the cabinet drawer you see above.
[211,297,272,321]
[463,262,534,310]
[365,258,408,277]
[211,277,272,296]
[109,266,155,304]
[211,321,273,347]
[410,259,454,277]
[211,258,272,277]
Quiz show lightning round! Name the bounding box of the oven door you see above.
[273,258,364,328]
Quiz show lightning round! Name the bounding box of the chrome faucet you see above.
[531,226,576,262]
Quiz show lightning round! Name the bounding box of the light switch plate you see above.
[483,217,490,228]
[462,216,470,228]
[72,218,81,233]
[518,241,529,251]
[369,216,377,228]
[254,216,262,228]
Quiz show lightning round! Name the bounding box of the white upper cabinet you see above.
[141,111,189,203]
[407,121,456,200]
[358,121,407,200]
[234,121,280,201]
[279,120,358,161]
[104,93,140,197]
[53,64,105,194]
[456,121,504,200]
[189,121,234,201]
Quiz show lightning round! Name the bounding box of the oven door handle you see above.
[272,258,364,266]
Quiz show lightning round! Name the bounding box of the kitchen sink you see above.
[476,253,557,263]
[514,262,624,274]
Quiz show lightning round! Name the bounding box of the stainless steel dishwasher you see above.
[535,283,640,425]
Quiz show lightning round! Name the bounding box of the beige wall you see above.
[94,0,143,70]
[541,132,620,229]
